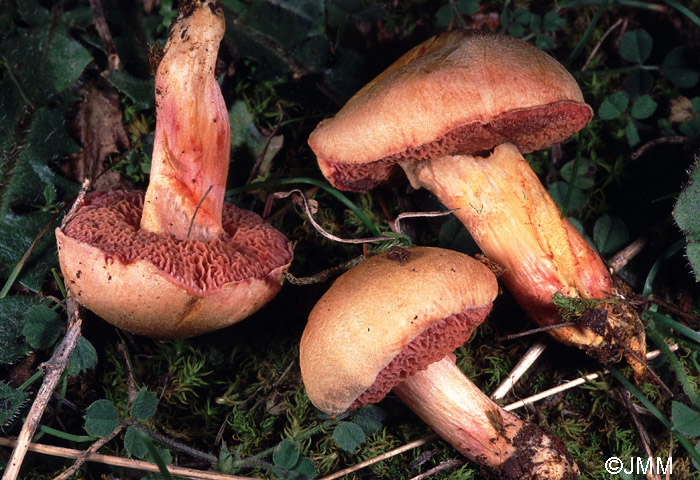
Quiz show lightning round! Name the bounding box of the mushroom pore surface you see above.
[62,190,293,295]
[350,304,491,409]
[320,101,591,192]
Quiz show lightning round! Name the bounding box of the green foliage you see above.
[0,382,28,427]
[84,399,120,438]
[22,304,61,350]
[673,163,700,281]
[131,387,159,421]
[593,215,629,255]
[124,426,149,459]
[333,421,366,453]
[67,336,98,377]
[619,30,653,64]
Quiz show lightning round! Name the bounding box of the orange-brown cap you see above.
[299,247,498,415]
[56,190,293,338]
[308,30,592,192]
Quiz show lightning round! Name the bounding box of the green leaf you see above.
[673,162,700,281]
[0,296,36,364]
[352,405,386,435]
[124,426,149,459]
[0,382,29,426]
[438,217,477,254]
[456,0,479,15]
[672,401,700,436]
[593,215,629,255]
[662,47,699,89]
[630,95,657,120]
[512,7,530,26]
[535,34,554,51]
[333,421,366,452]
[273,438,300,470]
[542,10,565,31]
[435,5,453,27]
[619,29,653,64]
[107,71,155,111]
[560,158,595,190]
[507,23,526,38]
[217,443,235,474]
[131,388,158,421]
[548,182,585,213]
[67,336,98,376]
[599,91,629,120]
[625,121,641,147]
[0,0,92,105]
[22,304,61,349]
[84,399,119,438]
[293,457,317,480]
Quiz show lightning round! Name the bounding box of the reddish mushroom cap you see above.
[56,190,293,338]
[308,29,592,192]
[299,247,497,414]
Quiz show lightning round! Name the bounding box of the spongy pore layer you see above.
[62,190,293,296]
[350,304,491,409]
[321,101,591,192]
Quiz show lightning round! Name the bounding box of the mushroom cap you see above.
[308,29,592,192]
[56,190,293,338]
[299,247,498,414]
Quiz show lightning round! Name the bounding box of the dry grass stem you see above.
[619,389,661,480]
[0,437,260,480]
[407,458,465,480]
[52,424,124,480]
[491,340,549,400]
[2,294,83,480]
[608,236,648,273]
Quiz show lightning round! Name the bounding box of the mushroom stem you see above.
[393,356,579,479]
[400,143,646,378]
[141,1,229,242]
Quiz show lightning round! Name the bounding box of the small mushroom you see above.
[55,1,293,338]
[308,30,646,377]
[300,247,579,479]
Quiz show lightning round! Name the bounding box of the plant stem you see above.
[227,177,383,237]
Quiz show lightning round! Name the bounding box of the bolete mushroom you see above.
[300,247,579,479]
[308,30,646,377]
[55,0,293,338]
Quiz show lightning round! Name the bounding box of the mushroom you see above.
[55,0,293,338]
[307,30,646,377]
[300,247,579,479]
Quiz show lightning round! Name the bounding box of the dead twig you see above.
[282,256,365,286]
[581,18,624,72]
[631,136,690,160]
[52,424,125,480]
[408,459,465,480]
[608,236,648,273]
[0,437,259,480]
[2,294,83,480]
[619,389,661,480]
[88,0,120,70]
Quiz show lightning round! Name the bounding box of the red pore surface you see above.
[62,190,293,296]
[350,305,492,409]
[323,101,591,192]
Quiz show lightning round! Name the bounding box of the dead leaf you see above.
[64,81,130,191]
[669,96,697,123]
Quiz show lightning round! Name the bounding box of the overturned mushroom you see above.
[308,30,646,378]
[56,0,292,338]
[300,247,579,479]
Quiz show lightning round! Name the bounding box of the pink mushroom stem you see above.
[394,356,579,480]
[140,1,229,242]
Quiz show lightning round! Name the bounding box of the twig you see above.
[496,322,577,341]
[0,437,259,480]
[52,424,125,480]
[251,360,296,411]
[619,389,660,480]
[88,0,120,71]
[581,18,624,72]
[268,189,394,244]
[649,295,700,324]
[491,340,549,400]
[408,459,465,480]
[631,136,690,160]
[2,294,83,480]
[608,236,648,272]
[60,179,91,230]
[282,256,365,286]
[315,434,439,480]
